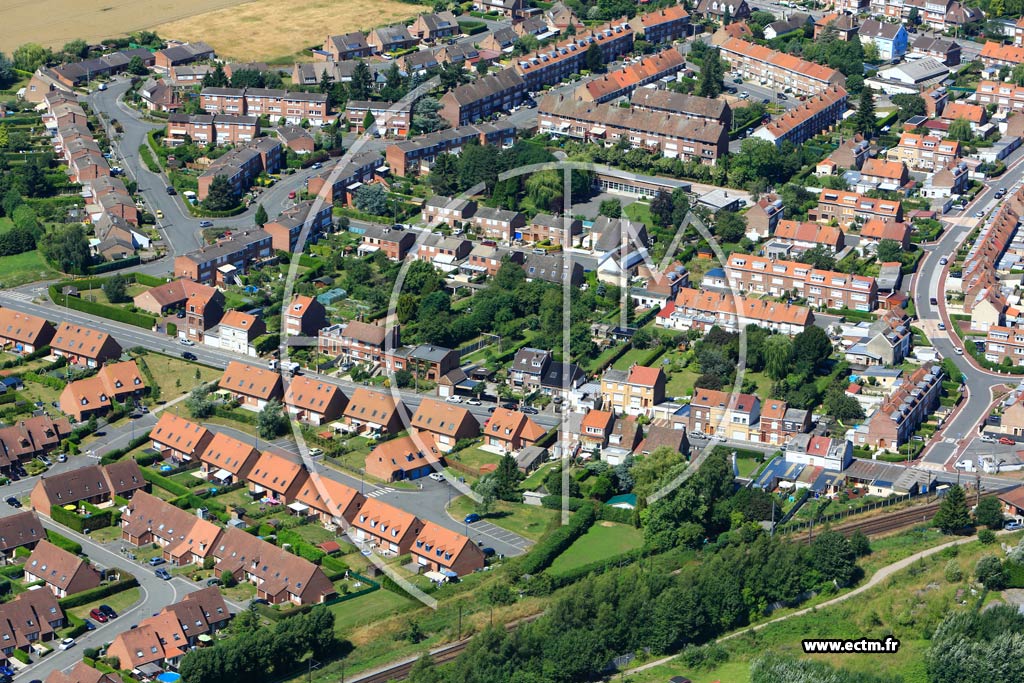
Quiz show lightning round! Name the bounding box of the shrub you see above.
[11,649,29,664]
[58,576,139,609]
[141,468,191,497]
[944,559,963,583]
[48,284,157,329]
[45,528,83,555]
[978,528,997,544]
[518,503,597,576]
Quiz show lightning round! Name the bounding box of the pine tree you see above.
[584,43,605,72]
[933,485,972,533]
[697,48,724,98]
[254,203,268,227]
[318,68,332,94]
[853,87,876,137]
[350,60,371,100]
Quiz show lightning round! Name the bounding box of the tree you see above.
[126,55,148,76]
[202,175,238,211]
[38,224,91,274]
[492,455,522,502]
[798,244,837,271]
[253,203,268,228]
[875,238,903,263]
[102,274,129,303]
[350,60,372,100]
[229,69,265,89]
[791,326,832,372]
[21,158,52,198]
[201,63,228,88]
[714,210,746,243]
[891,93,926,122]
[439,62,467,91]
[457,142,499,192]
[849,530,871,557]
[763,335,793,381]
[933,484,972,533]
[947,117,973,142]
[599,198,622,218]
[475,59,489,76]
[696,48,724,98]
[220,570,236,588]
[13,43,49,72]
[821,383,865,422]
[584,43,605,73]
[353,183,388,215]
[862,41,880,64]
[974,496,1005,530]
[975,555,1007,590]
[362,109,375,132]
[185,386,214,419]
[412,96,447,134]
[852,87,876,136]
[62,39,88,61]
[428,152,459,195]
[257,399,288,439]
[944,559,963,582]
[650,190,674,227]
[811,530,857,585]
[907,6,919,23]
[0,52,14,89]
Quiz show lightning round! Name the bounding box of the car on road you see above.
[487,406,497,413]
[148,557,166,566]
[501,402,517,410]
[739,91,749,99]
[954,347,964,355]
[776,92,787,99]
[465,398,482,406]
[308,448,323,457]
[155,568,172,580]
[1006,521,1023,531]
[83,619,96,631]
[939,257,948,265]
[4,497,19,508]
[89,608,109,623]
[311,162,322,170]
[976,210,986,218]
[464,513,481,524]
[181,351,197,361]
[166,186,176,195]
[995,190,1005,199]
[980,435,996,443]
[155,209,164,220]
[59,638,75,650]
[179,338,195,346]
[428,472,445,482]
[713,435,727,442]
[206,578,222,586]
[99,604,118,619]
[1000,437,1016,445]
[445,395,463,403]
[57,453,67,463]
[288,191,297,199]
[732,77,742,83]
[930,297,938,305]
[198,220,213,228]
[938,322,946,330]
[521,406,539,415]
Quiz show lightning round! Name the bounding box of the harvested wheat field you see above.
[155,0,421,62]
[0,0,248,53]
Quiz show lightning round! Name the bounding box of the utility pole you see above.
[458,604,463,639]
[975,469,981,508]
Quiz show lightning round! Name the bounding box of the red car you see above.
[89,608,108,623]
[999,437,1016,446]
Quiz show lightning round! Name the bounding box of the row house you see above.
[867,0,979,32]
[165,113,259,147]
[321,33,373,61]
[461,244,522,278]
[471,207,526,242]
[344,100,412,136]
[416,234,472,270]
[343,387,410,436]
[887,132,961,172]
[248,450,309,504]
[421,196,477,227]
[600,365,666,417]
[575,47,686,104]
[859,219,911,251]
[0,416,71,474]
[813,13,859,41]
[725,253,878,311]
[284,375,347,425]
[358,224,416,261]
[514,18,635,91]
[133,279,224,344]
[810,189,903,230]
[349,498,424,556]
[30,460,147,515]
[478,0,528,18]
[751,86,848,148]
[656,287,813,336]
[199,87,330,125]
[196,138,282,201]
[638,4,691,44]
[150,412,213,464]
[50,47,154,86]
[909,35,961,66]
[984,326,1024,366]
[59,360,148,421]
[283,294,327,337]
[382,344,459,382]
[940,102,987,131]
[521,213,582,246]
[714,36,846,96]
[688,388,762,442]
[294,473,366,527]
[276,125,315,154]
[482,408,546,453]
[771,220,845,254]
[580,409,615,451]
[539,94,728,164]
[784,434,853,472]
[759,399,812,447]
[854,364,943,451]
[50,322,121,368]
[522,251,586,288]
[367,25,417,53]
[386,122,516,177]
[510,347,551,393]
[857,158,910,192]
[263,200,334,253]
[153,41,214,71]
[218,360,284,411]
[174,228,273,285]
[844,309,913,367]
[695,0,751,21]
[365,434,444,482]
[0,591,65,666]
[199,432,259,485]
[24,539,101,598]
[439,67,527,127]
[974,80,1024,114]
[137,78,180,112]
[543,2,577,30]
[169,64,214,85]
[630,88,732,129]
[306,151,384,204]
[411,521,487,577]
[319,321,399,365]
[0,308,53,355]
[981,41,1024,69]
[410,10,460,42]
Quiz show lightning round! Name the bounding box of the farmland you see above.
[154,0,421,62]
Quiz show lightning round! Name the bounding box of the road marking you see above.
[364,487,395,498]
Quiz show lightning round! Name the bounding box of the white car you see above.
[713,435,727,442]
[428,472,445,482]
[980,435,997,444]
[179,338,195,346]
[465,398,482,406]
[445,395,462,404]
[308,448,323,457]
[955,347,964,355]
[59,638,76,650]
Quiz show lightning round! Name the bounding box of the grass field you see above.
[139,352,221,397]
[0,250,59,289]
[69,587,141,622]
[0,0,250,52]
[449,495,558,542]
[155,0,421,62]
[329,588,414,636]
[548,521,643,576]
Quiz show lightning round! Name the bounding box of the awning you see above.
[441,569,458,578]
[423,570,448,583]
[287,502,309,512]
[137,663,163,677]
[590,126,606,136]
[213,468,233,481]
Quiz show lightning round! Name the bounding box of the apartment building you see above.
[887,132,961,172]
[752,86,847,147]
[319,321,399,364]
[638,4,691,44]
[174,229,273,285]
[854,364,943,451]
[600,365,667,417]
[688,388,762,442]
[321,33,373,61]
[981,41,1024,69]
[199,87,330,125]
[514,18,635,90]
[984,326,1024,366]
[714,36,846,95]
[629,88,732,129]
[421,196,477,227]
[386,122,516,177]
[305,151,384,204]
[810,189,903,229]
[196,138,282,201]
[344,100,413,136]
[575,48,685,103]
[439,67,527,127]
[725,253,878,311]
[165,113,259,147]
[539,94,728,164]
[263,200,334,253]
[656,287,813,335]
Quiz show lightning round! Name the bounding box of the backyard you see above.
[548,521,643,576]
[136,352,221,397]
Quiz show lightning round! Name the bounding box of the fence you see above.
[781,491,914,533]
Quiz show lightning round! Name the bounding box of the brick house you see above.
[59,360,148,422]
[0,511,45,565]
[247,451,309,504]
[411,521,485,577]
[854,364,943,451]
[217,360,284,411]
[482,409,545,453]
[294,474,366,526]
[342,387,410,435]
[0,309,54,355]
[411,11,461,41]
[410,399,480,452]
[50,322,121,367]
[358,224,416,260]
[174,229,273,285]
[471,207,526,242]
[349,498,424,555]
[150,413,213,464]
[367,25,417,53]
[283,375,347,425]
[318,321,399,365]
[283,295,327,337]
[24,540,101,598]
[600,365,667,417]
[365,434,444,482]
[199,432,260,484]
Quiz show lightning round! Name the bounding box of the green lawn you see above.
[623,201,653,227]
[520,462,557,490]
[69,587,141,621]
[450,446,502,472]
[329,588,414,635]
[0,250,59,289]
[664,367,699,397]
[138,352,221,397]
[611,347,656,371]
[548,522,643,576]
[449,495,556,542]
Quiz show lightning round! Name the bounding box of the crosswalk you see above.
[364,487,396,498]
[0,291,34,302]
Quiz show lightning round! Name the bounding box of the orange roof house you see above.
[860,219,911,249]
[105,611,190,671]
[59,360,148,422]
[342,387,410,435]
[283,375,347,425]
[411,521,486,577]
[50,322,121,367]
[149,413,213,463]
[247,451,309,503]
[218,360,284,411]
[349,498,424,555]
[365,434,444,482]
[283,294,328,337]
[482,408,546,453]
[199,431,260,483]
[410,399,480,452]
[0,308,54,354]
[580,409,615,449]
[294,473,366,525]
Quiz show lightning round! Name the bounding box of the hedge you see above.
[141,468,191,497]
[98,433,152,465]
[51,504,115,533]
[320,554,349,580]
[212,405,258,425]
[518,503,597,576]
[23,371,67,390]
[63,613,89,639]
[134,273,167,287]
[1005,560,1024,588]
[134,354,162,402]
[11,649,29,664]
[0,564,24,579]
[88,256,141,275]
[458,20,487,35]
[58,576,139,609]
[48,284,157,329]
[45,527,83,555]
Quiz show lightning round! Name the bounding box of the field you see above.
[154,0,421,62]
[449,495,558,542]
[138,352,221,396]
[548,521,643,576]
[0,0,249,52]
[0,251,59,289]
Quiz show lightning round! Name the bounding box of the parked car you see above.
[179,338,195,346]
[481,547,496,558]
[930,297,938,305]
[954,347,964,355]
[428,472,445,482]
[176,310,186,318]
[148,557,166,566]
[4,497,19,508]
[776,92,787,100]
[89,608,109,623]
[464,513,481,524]
[155,568,172,580]
[307,448,323,457]
[739,91,749,99]
[465,398,482,406]
[206,578,222,586]
[99,604,118,619]
[59,638,75,650]
[445,395,463,404]
[939,257,948,265]
[976,210,986,218]
[980,435,996,443]
[166,186,176,195]
[181,352,197,361]
[1005,521,1023,531]
[521,406,539,415]
[288,191,297,199]
[938,323,946,330]
[999,437,1016,445]
[250,598,270,606]
[501,402,517,410]
[57,453,67,463]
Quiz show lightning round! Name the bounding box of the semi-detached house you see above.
[600,365,667,417]
[199,431,260,484]
[247,451,309,504]
[50,322,121,367]
[150,413,213,464]
[411,521,486,576]
[349,498,424,555]
[217,360,284,411]
[0,308,53,355]
[283,375,347,425]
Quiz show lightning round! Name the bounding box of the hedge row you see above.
[320,554,349,580]
[23,371,67,390]
[0,565,24,579]
[212,405,258,425]
[50,504,115,533]
[277,528,327,564]
[63,613,90,639]
[48,284,157,329]
[88,256,141,275]
[45,527,83,555]
[458,20,487,35]
[141,468,191,497]
[98,433,152,465]
[134,273,167,287]
[133,355,162,402]
[58,576,139,609]
[0,344,52,370]
[519,503,597,576]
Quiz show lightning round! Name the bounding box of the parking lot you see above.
[955,432,1024,474]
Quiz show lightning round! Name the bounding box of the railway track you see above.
[793,499,943,544]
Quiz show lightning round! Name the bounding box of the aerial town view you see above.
[5,0,1024,681]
